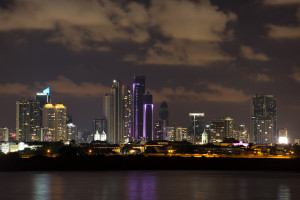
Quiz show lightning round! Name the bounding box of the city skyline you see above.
[0,0,299,140]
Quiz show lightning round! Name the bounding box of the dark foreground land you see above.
[1,155,300,171]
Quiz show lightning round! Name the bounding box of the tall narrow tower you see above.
[132,76,145,140]
[104,80,123,144]
[143,93,153,141]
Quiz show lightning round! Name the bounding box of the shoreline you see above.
[1,155,300,171]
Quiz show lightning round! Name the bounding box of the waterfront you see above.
[1,171,299,200]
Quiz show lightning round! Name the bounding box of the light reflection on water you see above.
[0,171,299,200]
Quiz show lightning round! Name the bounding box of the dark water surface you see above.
[1,171,299,200]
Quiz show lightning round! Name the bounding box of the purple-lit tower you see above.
[133,76,145,140]
[143,93,153,141]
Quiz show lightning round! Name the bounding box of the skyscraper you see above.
[132,76,145,140]
[159,101,169,125]
[224,117,234,138]
[66,123,77,141]
[92,119,107,135]
[154,120,164,140]
[250,94,277,144]
[103,80,123,144]
[143,93,153,141]
[103,93,113,142]
[0,127,9,142]
[43,103,67,141]
[175,127,187,141]
[43,103,56,141]
[189,113,205,144]
[278,128,288,144]
[36,87,51,109]
[122,85,133,140]
[16,98,41,142]
[209,120,225,143]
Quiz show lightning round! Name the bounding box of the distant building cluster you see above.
[0,76,295,152]
[15,87,76,142]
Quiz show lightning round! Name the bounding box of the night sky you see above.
[0,0,300,140]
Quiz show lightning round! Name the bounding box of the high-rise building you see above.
[92,119,107,136]
[42,103,56,141]
[224,117,234,138]
[154,120,164,140]
[103,80,123,144]
[54,104,67,141]
[36,87,51,109]
[209,120,225,143]
[235,124,248,142]
[250,94,277,144]
[143,93,153,141]
[0,127,9,142]
[104,93,113,142]
[164,126,175,141]
[122,85,133,140]
[159,101,169,125]
[175,127,187,141]
[16,98,41,142]
[66,123,77,141]
[189,113,205,144]
[132,76,145,140]
[278,128,288,144]
[43,103,67,141]
[201,130,208,144]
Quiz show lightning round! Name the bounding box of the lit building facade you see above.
[201,130,208,144]
[235,124,248,142]
[0,127,9,142]
[16,98,41,142]
[189,113,205,144]
[103,80,123,144]
[209,120,225,143]
[250,94,277,144]
[122,85,133,140]
[142,93,153,141]
[175,127,187,141]
[66,123,77,141]
[154,120,164,140]
[132,76,145,140]
[278,128,288,144]
[43,103,67,141]
[164,127,175,141]
[92,119,107,136]
[224,117,234,138]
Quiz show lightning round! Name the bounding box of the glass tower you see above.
[250,94,277,144]
[133,76,145,140]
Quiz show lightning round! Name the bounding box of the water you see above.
[0,171,299,200]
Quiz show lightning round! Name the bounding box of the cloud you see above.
[0,83,31,95]
[249,74,274,82]
[267,25,300,39]
[129,39,234,66]
[46,76,110,97]
[240,45,270,61]
[151,83,250,103]
[0,76,111,97]
[0,0,236,66]
[149,0,236,42]
[125,0,236,66]
[0,0,150,51]
[264,0,300,5]
[289,67,300,82]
